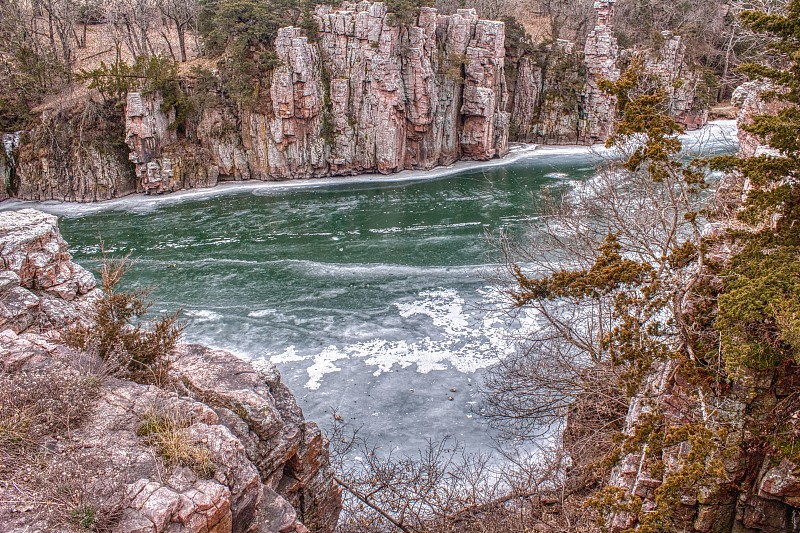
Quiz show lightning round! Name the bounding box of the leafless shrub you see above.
[329,416,596,533]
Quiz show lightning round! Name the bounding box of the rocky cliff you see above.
[601,82,799,533]
[581,0,620,143]
[606,359,800,532]
[0,209,342,532]
[505,0,709,145]
[123,2,510,194]
[11,98,135,202]
[1,0,711,200]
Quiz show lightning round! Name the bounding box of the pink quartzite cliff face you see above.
[3,1,713,200]
[582,0,620,143]
[122,2,510,194]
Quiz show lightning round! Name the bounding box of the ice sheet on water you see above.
[270,286,540,390]
[0,144,541,216]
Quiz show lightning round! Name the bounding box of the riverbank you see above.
[43,119,738,458]
[0,120,737,217]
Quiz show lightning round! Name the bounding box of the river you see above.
[3,121,738,456]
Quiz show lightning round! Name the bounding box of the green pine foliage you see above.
[65,254,184,386]
[0,45,67,130]
[384,0,433,25]
[197,0,323,106]
[511,3,800,526]
[77,55,192,131]
[711,0,800,374]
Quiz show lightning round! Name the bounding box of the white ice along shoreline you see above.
[0,120,739,391]
[0,120,737,217]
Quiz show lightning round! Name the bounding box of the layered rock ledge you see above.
[0,209,342,532]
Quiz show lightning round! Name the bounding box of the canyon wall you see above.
[2,0,711,200]
[124,2,510,195]
[581,0,620,143]
[0,209,342,532]
[602,82,799,533]
[11,99,136,202]
[606,359,800,532]
[505,0,709,145]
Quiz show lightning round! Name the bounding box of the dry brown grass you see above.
[137,407,215,478]
[0,359,126,531]
[0,367,100,470]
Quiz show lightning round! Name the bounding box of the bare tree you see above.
[106,0,160,59]
[536,0,594,42]
[481,64,736,483]
[38,0,78,78]
[715,0,789,100]
[75,0,104,49]
[329,417,595,533]
[156,0,197,62]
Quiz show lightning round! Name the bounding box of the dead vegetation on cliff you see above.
[330,423,597,532]
[136,405,216,479]
[0,345,127,532]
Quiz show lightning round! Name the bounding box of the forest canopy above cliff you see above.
[0,0,788,130]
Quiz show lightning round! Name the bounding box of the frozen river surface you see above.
[10,122,736,455]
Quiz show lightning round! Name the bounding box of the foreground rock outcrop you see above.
[606,359,800,532]
[0,209,342,532]
[0,209,99,331]
[601,83,799,533]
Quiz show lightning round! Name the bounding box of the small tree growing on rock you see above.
[66,253,184,386]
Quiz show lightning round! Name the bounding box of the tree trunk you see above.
[161,28,177,61]
[177,23,187,62]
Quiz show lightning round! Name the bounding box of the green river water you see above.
[3,123,737,455]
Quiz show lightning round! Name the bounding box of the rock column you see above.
[582,0,620,143]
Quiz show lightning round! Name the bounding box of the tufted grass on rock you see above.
[70,504,97,529]
[137,408,215,479]
[0,368,99,472]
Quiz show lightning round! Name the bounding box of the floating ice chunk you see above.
[184,309,222,322]
[270,345,307,365]
[395,288,469,336]
[249,308,278,318]
[305,345,350,390]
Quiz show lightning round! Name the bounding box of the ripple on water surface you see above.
[15,122,738,455]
